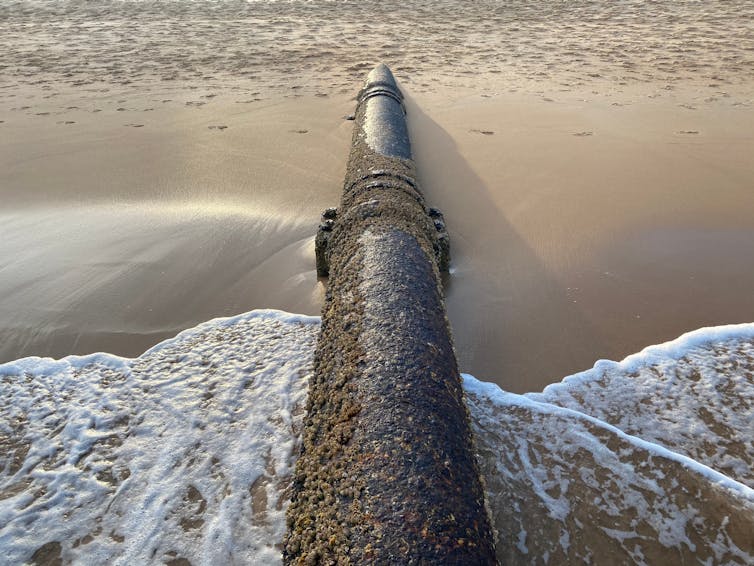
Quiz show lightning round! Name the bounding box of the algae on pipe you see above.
[285,65,497,564]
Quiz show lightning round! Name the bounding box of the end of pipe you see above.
[365,63,398,89]
[359,63,404,106]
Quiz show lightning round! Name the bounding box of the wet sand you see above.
[0,93,347,361]
[411,89,754,390]
[2,0,754,392]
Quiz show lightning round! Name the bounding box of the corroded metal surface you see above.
[285,64,497,565]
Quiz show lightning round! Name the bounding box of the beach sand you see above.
[413,90,754,390]
[2,0,754,392]
[0,92,346,362]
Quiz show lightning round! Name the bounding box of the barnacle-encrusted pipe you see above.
[285,64,497,564]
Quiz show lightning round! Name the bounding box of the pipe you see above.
[285,64,496,565]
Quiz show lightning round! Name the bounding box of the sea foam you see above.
[1,312,752,564]
[0,310,318,565]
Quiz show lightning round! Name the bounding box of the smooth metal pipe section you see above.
[285,64,496,564]
[359,64,411,159]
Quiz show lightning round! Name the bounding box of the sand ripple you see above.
[1,0,753,97]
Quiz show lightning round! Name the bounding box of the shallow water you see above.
[1,312,752,564]
[0,204,324,361]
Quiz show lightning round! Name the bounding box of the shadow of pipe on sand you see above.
[405,95,607,393]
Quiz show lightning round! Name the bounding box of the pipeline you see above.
[284,64,497,564]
